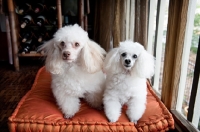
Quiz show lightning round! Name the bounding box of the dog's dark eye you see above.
[75,42,79,47]
[60,41,65,47]
[133,54,137,59]
[121,53,127,57]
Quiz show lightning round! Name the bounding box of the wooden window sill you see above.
[171,110,199,132]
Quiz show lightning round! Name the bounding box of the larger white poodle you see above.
[39,24,106,118]
[103,40,155,123]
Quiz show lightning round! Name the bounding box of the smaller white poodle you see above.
[39,24,106,118]
[103,40,155,123]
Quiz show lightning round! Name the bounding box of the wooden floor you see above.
[0,58,45,132]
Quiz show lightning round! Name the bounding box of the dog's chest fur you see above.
[105,73,147,104]
[51,63,104,97]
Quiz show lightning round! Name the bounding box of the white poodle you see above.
[39,24,106,118]
[103,40,155,123]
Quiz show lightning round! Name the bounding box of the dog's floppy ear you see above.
[134,50,155,78]
[38,39,64,74]
[103,48,120,73]
[81,39,106,73]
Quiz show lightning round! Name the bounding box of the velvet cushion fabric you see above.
[8,66,174,132]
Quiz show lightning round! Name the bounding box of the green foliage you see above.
[191,13,200,54]
[187,71,194,77]
[190,46,198,54]
[194,14,200,27]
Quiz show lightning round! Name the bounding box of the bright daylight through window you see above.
[149,0,200,130]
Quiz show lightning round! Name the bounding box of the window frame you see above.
[148,0,200,131]
[187,36,200,123]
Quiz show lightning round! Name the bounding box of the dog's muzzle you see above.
[124,59,131,67]
[62,51,71,60]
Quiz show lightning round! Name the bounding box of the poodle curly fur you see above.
[39,24,106,118]
[103,40,155,123]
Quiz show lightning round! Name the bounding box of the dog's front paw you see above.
[130,120,138,124]
[126,111,141,124]
[104,110,120,122]
[64,114,74,119]
[108,116,118,123]
[104,100,121,123]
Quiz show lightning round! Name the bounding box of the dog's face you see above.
[39,24,106,74]
[119,51,138,70]
[57,40,84,62]
[53,24,88,63]
[119,43,143,71]
[104,40,155,78]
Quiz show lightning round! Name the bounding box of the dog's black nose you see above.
[125,59,131,64]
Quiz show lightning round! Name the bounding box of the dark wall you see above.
[0,0,9,62]
[0,31,9,61]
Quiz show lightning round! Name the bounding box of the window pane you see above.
[149,0,169,93]
[183,4,199,115]
[193,75,200,130]
[176,0,200,129]
[182,43,198,117]
[158,12,168,93]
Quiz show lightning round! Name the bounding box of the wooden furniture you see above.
[7,0,89,71]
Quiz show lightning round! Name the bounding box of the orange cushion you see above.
[8,66,174,132]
